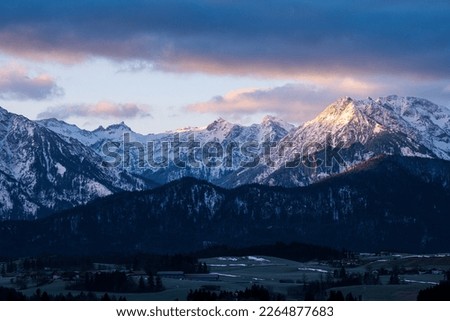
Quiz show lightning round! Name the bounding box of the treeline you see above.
[417,272,450,300]
[193,242,344,262]
[186,267,369,301]
[69,271,164,293]
[123,254,209,274]
[20,256,93,272]
[327,290,357,301]
[2,242,342,274]
[2,253,208,274]
[292,266,406,300]
[187,284,285,301]
[0,287,125,301]
[417,282,450,300]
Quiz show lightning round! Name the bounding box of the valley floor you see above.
[1,252,449,301]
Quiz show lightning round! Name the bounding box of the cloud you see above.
[0,64,63,100]
[187,83,339,123]
[0,1,448,79]
[38,101,151,120]
[186,77,450,123]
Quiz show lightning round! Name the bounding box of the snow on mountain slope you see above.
[35,95,450,189]
[0,107,152,220]
[39,115,295,185]
[377,95,450,159]
[287,96,450,160]
[254,96,450,186]
[38,118,148,146]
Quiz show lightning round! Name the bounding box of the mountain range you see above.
[37,95,450,189]
[0,94,449,254]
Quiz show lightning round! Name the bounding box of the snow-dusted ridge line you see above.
[36,96,450,188]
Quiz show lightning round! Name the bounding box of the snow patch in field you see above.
[298,267,328,273]
[217,257,238,261]
[247,256,270,262]
[211,273,239,278]
[404,279,438,285]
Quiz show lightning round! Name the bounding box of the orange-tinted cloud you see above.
[187,84,335,123]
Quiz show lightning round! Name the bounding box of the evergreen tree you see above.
[328,290,344,301]
[345,292,355,301]
[389,267,400,285]
[147,272,155,291]
[155,276,163,292]
[138,276,146,292]
[41,292,50,301]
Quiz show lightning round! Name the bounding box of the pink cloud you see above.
[0,64,63,100]
[187,83,341,123]
[38,101,151,120]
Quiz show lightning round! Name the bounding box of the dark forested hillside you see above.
[1,156,450,256]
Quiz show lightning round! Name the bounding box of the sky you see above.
[0,0,449,133]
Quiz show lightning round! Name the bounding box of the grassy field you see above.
[124,254,448,300]
[1,253,449,300]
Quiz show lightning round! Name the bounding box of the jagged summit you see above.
[291,96,450,157]
[262,115,281,123]
[206,117,234,131]
[261,115,295,132]
[94,125,106,132]
[105,121,132,132]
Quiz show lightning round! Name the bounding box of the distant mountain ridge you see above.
[38,96,450,188]
[38,112,296,186]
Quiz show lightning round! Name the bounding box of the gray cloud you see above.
[38,101,151,120]
[0,64,63,100]
[0,1,448,79]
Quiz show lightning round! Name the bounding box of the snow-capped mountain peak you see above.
[292,96,449,156]
[261,115,295,133]
[308,96,361,127]
[105,121,132,132]
[93,125,106,132]
[206,117,234,131]
[254,95,450,187]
